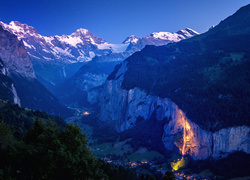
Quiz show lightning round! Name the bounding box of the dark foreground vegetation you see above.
[0,118,142,179]
[0,120,102,179]
[185,151,250,179]
[0,101,158,179]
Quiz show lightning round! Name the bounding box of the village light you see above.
[83,111,90,115]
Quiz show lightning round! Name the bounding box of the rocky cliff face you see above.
[99,62,250,160]
[213,126,250,158]
[0,25,35,79]
[0,25,32,106]
[0,58,21,106]
[97,5,250,162]
[0,25,71,117]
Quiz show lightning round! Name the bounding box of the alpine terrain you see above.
[56,28,199,106]
[0,2,250,179]
[0,25,71,117]
[98,4,250,160]
[0,21,130,92]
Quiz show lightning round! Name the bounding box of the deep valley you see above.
[0,2,250,180]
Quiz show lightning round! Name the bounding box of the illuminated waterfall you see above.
[169,104,212,169]
[182,118,186,156]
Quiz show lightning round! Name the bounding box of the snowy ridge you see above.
[0,21,128,63]
[123,35,139,44]
[0,21,41,40]
[150,31,184,41]
[120,28,199,53]
[150,28,199,41]
[0,21,199,64]
[97,44,129,53]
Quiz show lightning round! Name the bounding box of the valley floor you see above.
[64,107,232,180]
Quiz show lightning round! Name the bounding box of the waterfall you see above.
[182,118,186,156]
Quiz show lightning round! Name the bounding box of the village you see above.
[101,155,212,180]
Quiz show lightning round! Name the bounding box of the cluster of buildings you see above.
[101,156,153,169]
[175,172,211,180]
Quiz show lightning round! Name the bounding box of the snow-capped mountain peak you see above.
[176,28,199,38]
[0,21,40,40]
[0,21,113,62]
[150,28,199,41]
[0,21,199,64]
[150,31,179,40]
[70,28,91,37]
[122,35,139,44]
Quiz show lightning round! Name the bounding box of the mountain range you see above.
[0,21,198,64]
[0,21,198,106]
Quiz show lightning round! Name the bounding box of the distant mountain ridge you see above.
[0,21,198,64]
[0,21,112,62]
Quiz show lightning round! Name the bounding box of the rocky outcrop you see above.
[213,126,250,158]
[99,62,250,160]
[0,58,21,106]
[99,61,130,131]
[87,85,104,105]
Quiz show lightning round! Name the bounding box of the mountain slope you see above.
[99,4,250,159]
[0,25,71,118]
[119,5,250,131]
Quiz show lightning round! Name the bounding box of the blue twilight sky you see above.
[0,0,249,43]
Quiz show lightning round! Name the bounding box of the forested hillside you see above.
[0,100,142,179]
[117,5,250,132]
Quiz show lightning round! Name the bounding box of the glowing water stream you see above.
[182,119,186,156]
[172,118,189,171]
[171,108,203,171]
